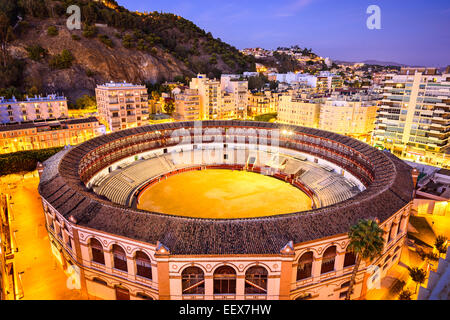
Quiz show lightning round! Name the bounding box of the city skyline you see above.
[118,0,450,67]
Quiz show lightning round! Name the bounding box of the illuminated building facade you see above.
[95,82,149,132]
[248,92,278,117]
[0,117,105,154]
[0,95,68,124]
[189,74,221,120]
[319,96,379,142]
[374,68,450,167]
[277,94,321,128]
[173,89,201,121]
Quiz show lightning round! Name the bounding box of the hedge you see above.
[0,147,63,176]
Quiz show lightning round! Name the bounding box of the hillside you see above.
[0,0,255,102]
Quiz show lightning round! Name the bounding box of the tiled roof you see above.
[39,121,414,255]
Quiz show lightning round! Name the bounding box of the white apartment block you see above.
[277,94,321,128]
[374,68,450,167]
[319,96,379,141]
[0,95,68,124]
[95,82,149,132]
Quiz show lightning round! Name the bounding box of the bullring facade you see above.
[38,121,415,300]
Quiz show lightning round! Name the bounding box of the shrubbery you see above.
[49,49,74,69]
[47,26,58,36]
[25,45,47,61]
[0,147,63,176]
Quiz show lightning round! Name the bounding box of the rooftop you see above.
[0,117,99,132]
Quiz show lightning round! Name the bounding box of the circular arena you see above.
[38,121,415,300]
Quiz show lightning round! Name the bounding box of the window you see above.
[92,277,107,286]
[297,252,313,280]
[214,266,236,295]
[321,246,336,274]
[135,250,152,280]
[182,267,205,295]
[112,244,128,272]
[136,292,153,300]
[90,238,105,265]
[343,251,356,268]
[245,266,268,295]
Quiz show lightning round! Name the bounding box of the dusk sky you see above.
[117,0,450,67]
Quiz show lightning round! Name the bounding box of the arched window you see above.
[321,246,336,274]
[90,238,105,265]
[112,244,127,272]
[214,266,236,295]
[92,277,107,286]
[387,225,393,243]
[182,267,205,295]
[343,251,356,268]
[135,251,152,280]
[297,252,313,280]
[245,266,268,295]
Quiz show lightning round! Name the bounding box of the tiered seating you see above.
[94,157,168,206]
[93,147,361,208]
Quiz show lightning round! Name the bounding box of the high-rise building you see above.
[95,82,149,132]
[189,74,221,120]
[319,95,379,142]
[374,68,450,167]
[173,89,201,121]
[0,95,68,124]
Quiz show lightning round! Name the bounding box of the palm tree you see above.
[398,289,412,300]
[434,235,448,257]
[345,219,384,300]
[408,267,426,293]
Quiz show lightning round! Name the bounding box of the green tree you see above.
[345,219,384,300]
[25,45,47,61]
[434,235,447,257]
[163,100,175,115]
[0,12,13,68]
[75,95,96,110]
[49,49,75,69]
[408,267,426,293]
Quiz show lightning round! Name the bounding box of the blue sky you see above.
[118,0,450,67]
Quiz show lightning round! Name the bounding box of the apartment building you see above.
[248,91,278,116]
[173,89,201,121]
[319,95,379,141]
[0,95,68,124]
[374,67,450,167]
[316,72,343,93]
[221,78,248,119]
[0,117,105,154]
[95,82,149,132]
[277,94,321,128]
[189,74,221,120]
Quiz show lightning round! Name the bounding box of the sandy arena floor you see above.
[137,169,312,219]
